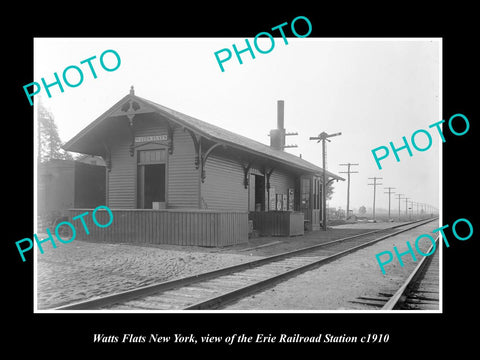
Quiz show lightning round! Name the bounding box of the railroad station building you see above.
[63,87,344,246]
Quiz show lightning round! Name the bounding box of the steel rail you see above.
[381,235,440,310]
[54,217,437,310]
[185,219,438,310]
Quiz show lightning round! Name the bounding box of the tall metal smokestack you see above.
[269,100,297,151]
[277,100,284,130]
[270,100,286,150]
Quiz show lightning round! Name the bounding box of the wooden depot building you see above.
[63,87,344,246]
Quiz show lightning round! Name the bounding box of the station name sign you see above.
[135,135,168,143]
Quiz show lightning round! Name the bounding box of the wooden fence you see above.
[69,208,248,247]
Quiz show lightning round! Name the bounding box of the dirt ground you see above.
[35,220,438,311]
[36,242,263,309]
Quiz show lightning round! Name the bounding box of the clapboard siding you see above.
[69,209,248,246]
[108,134,136,209]
[168,129,199,208]
[201,155,248,211]
[270,168,296,194]
[107,115,200,209]
[134,116,168,138]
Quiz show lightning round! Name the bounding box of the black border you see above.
[7,4,477,354]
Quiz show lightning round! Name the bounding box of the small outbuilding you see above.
[37,159,106,227]
[63,88,344,246]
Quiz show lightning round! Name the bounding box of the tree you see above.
[326,181,335,201]
[358,205,366,215]
[38,101,73,163]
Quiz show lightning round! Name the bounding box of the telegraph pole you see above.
[310,131,342,231]
[368,177,383,222]
[396,193,404,222]
[339,163,359,220]
[404,197,410,219]
[384,187,395,220]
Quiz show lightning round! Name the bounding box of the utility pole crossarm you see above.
[310,132,342,143]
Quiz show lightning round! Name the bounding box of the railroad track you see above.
[381,234,440,310]
[55,217,438,311]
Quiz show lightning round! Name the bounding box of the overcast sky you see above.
[34,38,441,213]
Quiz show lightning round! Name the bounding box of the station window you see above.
[138,149,166,164]
[301,177,310,209]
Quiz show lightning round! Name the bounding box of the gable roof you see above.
[63,92,344,181]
